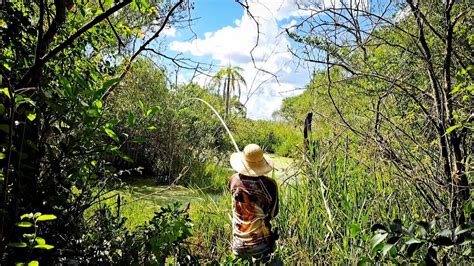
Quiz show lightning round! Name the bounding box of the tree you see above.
[212,65,247,115]
[287,0,472,226]
[0,0,187,262]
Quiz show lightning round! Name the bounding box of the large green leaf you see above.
[15,221,33,227]
[104,128,119,142]
[37,214,57,221]
[34,244,54,250]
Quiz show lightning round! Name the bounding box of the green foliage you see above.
[107,59,233,184]
[365,217,473,264]
[231,118,302,157]
[79,202,195,264]
[7,213,57,264]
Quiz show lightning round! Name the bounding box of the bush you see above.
[77,202,195,264]
[231,118,302,157]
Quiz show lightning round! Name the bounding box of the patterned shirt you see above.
[228,173,279,257]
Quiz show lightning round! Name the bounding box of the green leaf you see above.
[114,150,134,163]
[101,77,121,93]
[104,128,119,142]
[1,88,11,99]
[127,113,136,126]
[20,213,33,220]
[146,105,161,117]
[27,113,36,121]
[105,0,113,8]
[86,109,99,117]
[450,84,463,94]
[371,232,388,250]
[147,125,157,130]
[34,244,54,250]
[22,233,35,239]
[444,124,462,136]
[93,100,103,109]
[138,100,145,110]
[3,63,11,71]
[15,221,33,227]
[141,0,150,9]
[7,242,27,248]
[28,261,39,266]
[0,103,5,115]
[350,223,361,238]
[356,256,372,266]
[37,214,57,221]
[35,237,46,245]
[0,153,5,160]
[130,137,146,143]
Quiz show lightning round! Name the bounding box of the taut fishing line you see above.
[182,97,240,153]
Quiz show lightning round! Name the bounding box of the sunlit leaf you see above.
[93,100,103,109]
[20,213,33,220]
[104,128,119,142]
[3,63,11,71]
[37,214,57,221]
[444,124,461,136]
[27,113,36,121]
[15,221,33,227]
[0,153,5,160]
[35,237,46,245]
[146,105,161,117]
[34,244,54,250]
[1,88,11,99]
[28,261,39,266]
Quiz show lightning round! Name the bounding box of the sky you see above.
[158,0,319,120]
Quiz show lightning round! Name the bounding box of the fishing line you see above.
[182,97,240,153]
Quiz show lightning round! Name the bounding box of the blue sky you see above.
[152,0,321,120]
[156,0,371,120]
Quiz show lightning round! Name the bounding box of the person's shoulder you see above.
[228,173,241,189]
[261,175,277,187]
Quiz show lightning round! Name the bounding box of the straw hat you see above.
[230,144,273,177]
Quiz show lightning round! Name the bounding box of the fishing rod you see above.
[181,97,240,153]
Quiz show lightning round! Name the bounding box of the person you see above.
[228,144,279,263]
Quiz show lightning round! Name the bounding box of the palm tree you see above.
[212,65,246,115]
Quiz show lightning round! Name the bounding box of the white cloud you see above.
[161,26,176,37]
[170,0,317,119]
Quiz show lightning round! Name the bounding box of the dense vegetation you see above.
[1,0,472,264]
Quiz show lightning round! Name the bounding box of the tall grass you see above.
[274,139,426,264]
[189,138,427,264]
